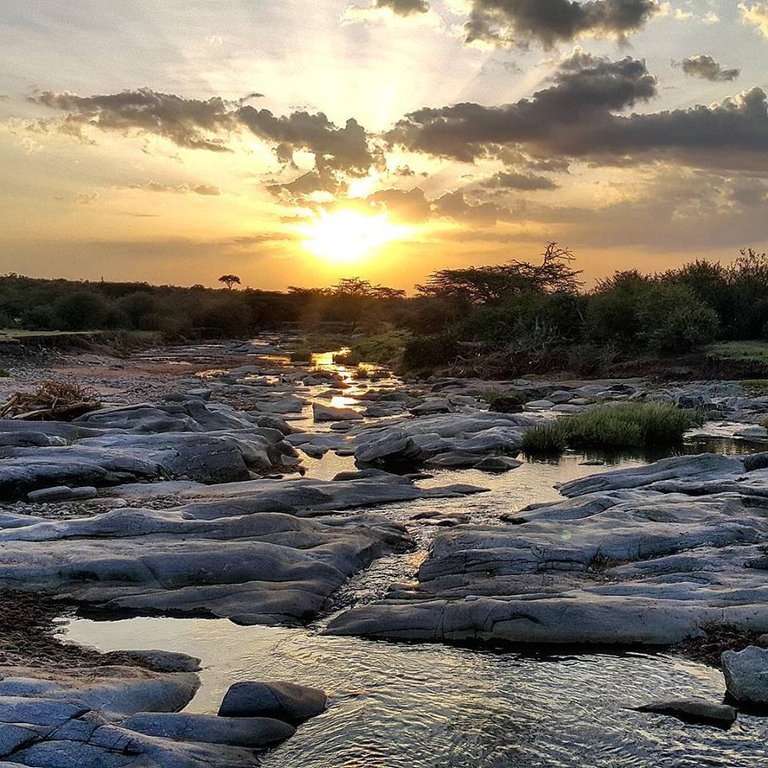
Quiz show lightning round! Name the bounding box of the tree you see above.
[417,242,582,304]
[218,274,241,290]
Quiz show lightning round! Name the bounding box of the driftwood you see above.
[0,381,101,421]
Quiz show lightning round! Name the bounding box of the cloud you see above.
[35,89,236,151]
[740,2,768,38]
[375,0,430,14]
[389,51,657,161]
[485,170,559,189]
[432,190,507,225]
[389,52,768,171]
[464,0,659,48]
[681,55,739,82]
[135,182,222,195]
[235,108,378,174]
[367,187,432,221]
[32,88,380,176]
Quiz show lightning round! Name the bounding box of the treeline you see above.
[5,244,768,376]
[0,275,408,339]
[397,244,768,375]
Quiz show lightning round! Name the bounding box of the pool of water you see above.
[65,617,767,768]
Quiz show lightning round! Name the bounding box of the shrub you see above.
[290,348,312,363]
[478,390,527,413]
[522,403,705,455]
[401,332,459,372]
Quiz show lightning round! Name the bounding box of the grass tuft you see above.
[522,403,705,455]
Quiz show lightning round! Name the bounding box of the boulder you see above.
[218,681,327,721]
[722,646,768,706]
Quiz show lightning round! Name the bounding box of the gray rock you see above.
[218,681,327,721]
[312,403,363,422]
[27,485,98,503]
[635,699,737,728]
[722,646,768,706]
[122,712,295,747]
[473,456,523,472]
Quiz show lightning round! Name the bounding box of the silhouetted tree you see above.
[218,274,241,290]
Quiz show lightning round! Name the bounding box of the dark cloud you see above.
[375,0,429,15]
[35,89,236,151]
[390,52,768,171]
[485,170,559,189]
[389,52,657,161]
[465,0,658,48]
[433,190,506,225]
[267,168,346,198]
[681,55,740,82]
[33,88,379,175]
[235,108,377,174]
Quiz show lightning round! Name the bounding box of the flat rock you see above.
[635,699,737,728]
[122,712,295,747]
[312,403,363,422]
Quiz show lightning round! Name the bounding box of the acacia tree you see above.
[416,242,582,304]
[218,274,241,290]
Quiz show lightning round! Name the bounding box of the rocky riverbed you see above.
[3,339,768,766]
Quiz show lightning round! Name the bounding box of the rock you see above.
[525,399,554,410]
[312,403,363,422]
[473,456,522,472]
[425,452,486,468]
[324,452,768,648]
[122,712,295,747]
[635,699,737,728]
[27,486,98,503]
[354,430,413,464]
[409,399,453,416]
[722,646,768,706]
[218,681,327,721]
[559,454,744,497]
[101,649,202,673]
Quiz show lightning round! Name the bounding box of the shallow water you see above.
[63,444,768,768]
[65,617,767,768]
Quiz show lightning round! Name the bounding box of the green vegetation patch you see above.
[522,403,705,455]
[707,341,768,363]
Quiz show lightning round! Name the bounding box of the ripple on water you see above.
[64,618,768,768]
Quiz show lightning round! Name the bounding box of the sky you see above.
[1,0,768,290]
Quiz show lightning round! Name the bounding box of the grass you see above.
[707,341,768,363]
[742,380,768,397]
[521,403,705,455]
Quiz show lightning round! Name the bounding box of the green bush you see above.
[401,332,459,372]
[522,403,705,455]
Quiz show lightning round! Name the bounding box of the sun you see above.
[300,209,409,264]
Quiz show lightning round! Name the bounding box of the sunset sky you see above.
[2,0,768,290]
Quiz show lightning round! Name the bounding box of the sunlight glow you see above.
[300,209,409,264]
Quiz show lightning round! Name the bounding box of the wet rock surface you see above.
[327,453,768,646]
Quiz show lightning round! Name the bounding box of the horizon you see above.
[2,1,768,289]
